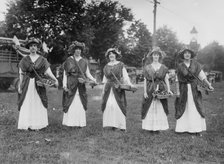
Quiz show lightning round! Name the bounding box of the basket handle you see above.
[72,56,87,81]
[186,67,209,90]
[111,70,122,85]
[31,63,44,83]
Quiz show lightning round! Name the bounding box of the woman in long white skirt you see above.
[175,48,214,134]
[101,48,134,131]
[62,41,96,127]
[18,37,58,130]
[141,47,172,132]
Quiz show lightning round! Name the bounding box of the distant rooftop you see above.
[190,26,198,34]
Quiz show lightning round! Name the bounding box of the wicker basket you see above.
[152,92,171,99]
[197,85,214,92]
[78,78,97,88]
[119,84,137,92]
[87,80,97,88]
[36,79,56,87]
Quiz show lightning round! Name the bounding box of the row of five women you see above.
[18,38,213,135]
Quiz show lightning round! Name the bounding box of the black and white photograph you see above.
[0,0,223,163]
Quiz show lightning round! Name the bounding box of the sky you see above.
[0,0,224,48]
[118,0,224,48]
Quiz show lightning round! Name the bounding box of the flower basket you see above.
[197,84,214,92]
[36,78,56,87]
[119,84,137,92]
[78,78,97,88]
[152,90,171,99]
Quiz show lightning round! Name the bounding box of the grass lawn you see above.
[0,82,224,163]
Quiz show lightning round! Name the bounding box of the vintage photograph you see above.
[0,0,223,163]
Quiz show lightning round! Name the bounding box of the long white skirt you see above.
[62,90,86,127]
[18,79,48,130]
[175,84,206,133]
[142,98,169,131]
[103,90,126,130]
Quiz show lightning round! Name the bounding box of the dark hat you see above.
[68,41,85,54]
[178,48,196,59]
[148,46,166,58]
[25,37,40,48]
[105,48,122,59]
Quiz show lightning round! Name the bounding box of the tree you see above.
[198,42,224,75]
[0,21,7,37]
[87,0,133,67]
[156,25,183,68]
[4,0,93,64]
[123,20,152,67]
[3,0,133,66]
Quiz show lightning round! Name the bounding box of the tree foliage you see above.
[198,42,224,75]
[3,0,133,65]
[123,20,152,67]
[2,0,210,72]
[156,25,183,68]
[4,0,92,64]
[87,0,133,67]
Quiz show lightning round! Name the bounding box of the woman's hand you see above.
[130,83,135,88]
[18,81,22,94]
[144,92,148,98]
[93,78,98,84]
[208,84,214,91]
[18,87,22,94]
[167,90,173,95]
[63,86,69,92]
[78,78,86,84]
[54,79,59,88]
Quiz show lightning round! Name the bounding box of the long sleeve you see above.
[175,73,180,96]
[122,67,132,86]
[85,66,96,82]
[198,70,207,81]
[45,67,58,82]
[63,70,67,88]
[101,75,107,98]
[102,75,107,84]
[143,77,147,94]
[18,68,24,88]
[165,73,171,92]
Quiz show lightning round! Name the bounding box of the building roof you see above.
[190,26,198,34]
[0,37,26,45]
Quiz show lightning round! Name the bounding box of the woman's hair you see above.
[146,51,163,64]
[178,48,196,59]
[68,41,85,55]
[105,48,122,60]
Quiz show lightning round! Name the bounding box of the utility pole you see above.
[152,0,160,48]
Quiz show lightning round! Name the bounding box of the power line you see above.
[146,0,197,28]
[158,4,197,27]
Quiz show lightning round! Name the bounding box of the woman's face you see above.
[152,52,160,62]
[183,51,191,60]
[74,48,82,57]
[29,43,38,53]
[108,51,116,61]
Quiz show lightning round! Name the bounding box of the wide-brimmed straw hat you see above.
[68,41,85,54]
[178,48,196,59]
[25,37,40,48]
[148,46,166,58]
[105,48,122,59]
